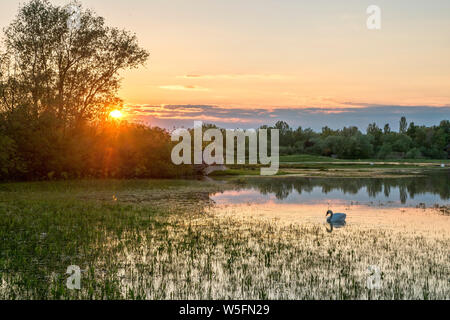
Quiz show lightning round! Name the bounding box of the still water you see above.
[209,172,450,234]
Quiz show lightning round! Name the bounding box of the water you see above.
[209,172,450,234]
[212,173,449,207]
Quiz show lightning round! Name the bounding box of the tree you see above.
[274,121,290,132]
[321,126,336,137]
[406,122,416,139]
[0,0,149,126]
[377,143,393,159]
[340,126,360,137]
[0,0,155,179]
[0,133,23,178]
[275,121,293,146]
[399,116,407,134]
[383,123,391,134]
[366,122,382,152]
[367,123,381,136]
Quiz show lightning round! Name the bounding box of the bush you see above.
[377,144,393,159]
[0,134,20,178]
[405,148,423,159]
[0,118,194,180]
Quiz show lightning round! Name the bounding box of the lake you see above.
[209,172,450,234]
[0,175,448,299]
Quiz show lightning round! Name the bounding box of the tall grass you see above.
[0,179,448,299]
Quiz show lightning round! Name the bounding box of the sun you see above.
[109,109,123,119]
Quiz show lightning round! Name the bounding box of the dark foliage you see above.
[272,119,449,160]
[0,1,191,180]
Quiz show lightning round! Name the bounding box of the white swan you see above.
[326,210,347,224]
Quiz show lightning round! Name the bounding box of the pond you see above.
[0,176,448,299]
[209,172,450,234]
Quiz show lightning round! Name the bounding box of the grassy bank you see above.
[280,154,450,164]
[206,155,449,177]
[0,179,448,299]
[211,164,448,179]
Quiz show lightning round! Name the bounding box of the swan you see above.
[326,210,346,224]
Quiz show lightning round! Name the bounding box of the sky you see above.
[1,0,449,130]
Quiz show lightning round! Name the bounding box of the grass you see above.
[278,156,450,172]
[280,154,450,164]
[280,155,345,162]
[0,179,448,299]
[203,156,450,178]
[209,168,288,176]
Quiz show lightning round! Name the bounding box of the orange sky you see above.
[1,0,449,128]
[111,0,450,110]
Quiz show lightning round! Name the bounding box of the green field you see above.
[280,154,450,164]
[0,179,448,299]
[208,156,449,177]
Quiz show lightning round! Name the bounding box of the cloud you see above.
[159,85,209,91]
[179,74,290,80]
[125,104,450,131]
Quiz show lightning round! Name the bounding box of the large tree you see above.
[0,0,149,126]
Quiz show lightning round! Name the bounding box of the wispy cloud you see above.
[125,104,450,131]
[159,85,209,91]
[179,74,290,80]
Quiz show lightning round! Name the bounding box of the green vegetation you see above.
[0,1,192,180]
[209,169,261,176]
[280,155,345,162]
[273,118,449,160]
[207,161,448,178]
[0,179,448,299]
[209,167,288,176]
[280,154,450,163]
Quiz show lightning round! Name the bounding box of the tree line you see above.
[270,118,449,160]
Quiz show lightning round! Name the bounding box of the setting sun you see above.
[109,110,123,119]
[0,0,449,304]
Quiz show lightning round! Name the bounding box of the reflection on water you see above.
[212,172,449,207]
[326,222,346,233]
[209,172,450,235]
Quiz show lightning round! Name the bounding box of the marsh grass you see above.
[0,179,448,299]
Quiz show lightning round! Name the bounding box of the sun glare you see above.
[109,110,123,119]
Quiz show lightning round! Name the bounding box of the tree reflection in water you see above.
[225,171,449,204]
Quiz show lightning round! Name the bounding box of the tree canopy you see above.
[0,1,193,180]
[0,0,149,125]
[271,119,449,160]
